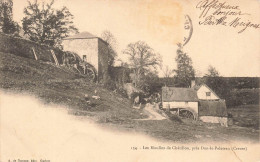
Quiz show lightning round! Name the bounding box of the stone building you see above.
[62,32,110,82]
[192,82,228,126]
[161,81,228,126]
[161,87,199,119]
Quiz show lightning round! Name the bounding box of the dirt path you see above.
[140,103,166,120]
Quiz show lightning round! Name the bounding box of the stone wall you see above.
[98,39,109,81]
[200,116,228,127]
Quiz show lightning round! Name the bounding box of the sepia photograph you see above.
[0,0,259,161]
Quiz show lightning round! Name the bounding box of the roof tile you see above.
[162,87,199,102]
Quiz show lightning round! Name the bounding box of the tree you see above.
[163,65,174,86]
[203,65,228,100]
[203,65,222,95]
[141,71,161,95]
[101,30,117,67]
[123,41,162,88]
[205,65,220,77]
[22,0,78,48]
[203,76,231,101]
[0,0,20,34]
[174,43,195,87]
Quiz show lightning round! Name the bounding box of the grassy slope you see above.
[0,52,259,143]
[228,105,259,130]
[0,52,144,121]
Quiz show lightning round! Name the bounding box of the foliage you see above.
[203,66,223,98]
[203,77,230,100]
[0,0,20,34]
[173,43,195,87]
[109,66,131,85]
[102,77,117,91]
[22,0,78,48]
[203,76,259,107]
[115,86,129,98]
[163,65,174,86]
[226,89,259,107]
[164,111,183,123]
[101,30,117,67]
[205,65,220,77]
[226,77,259,89]
[123,41,162,88]
[139,71,162,95]
[196,77,260,89]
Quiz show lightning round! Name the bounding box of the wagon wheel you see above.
[78,62,97,81]
[84,66,96,81]
[179,109,195,120]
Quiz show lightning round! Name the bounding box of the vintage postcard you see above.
[0,0,259,161]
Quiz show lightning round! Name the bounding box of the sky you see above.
[12,0,260,77]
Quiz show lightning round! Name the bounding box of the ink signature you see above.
[196,0,260,33]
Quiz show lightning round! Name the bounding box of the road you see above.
[140,103,166,120]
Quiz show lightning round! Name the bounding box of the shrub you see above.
[226,89,259,107]
[102,78,117,91]
[164,110,183,123]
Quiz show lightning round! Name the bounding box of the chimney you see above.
[191,80,195,88]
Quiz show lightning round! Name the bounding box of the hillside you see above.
[0,51,259,143]
[0,52,144,121]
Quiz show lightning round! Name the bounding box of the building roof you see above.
[192,83,220,99]
[199,100,227,117]
[64,32,98,39]
[63,31,108,45]
[162,87,199,102]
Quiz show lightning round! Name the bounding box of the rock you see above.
[92,95,100,100]
[195,135,202,138]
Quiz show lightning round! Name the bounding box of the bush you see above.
[102,78,117,91]
[226,89,259,107]
[164,110,183,123]
[115,87,128,98]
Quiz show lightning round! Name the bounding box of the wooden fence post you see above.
[32,48,38,60]
[50,50,59,66]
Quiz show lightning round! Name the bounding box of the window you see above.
[83,55,87,61]
[206,92,211,96]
